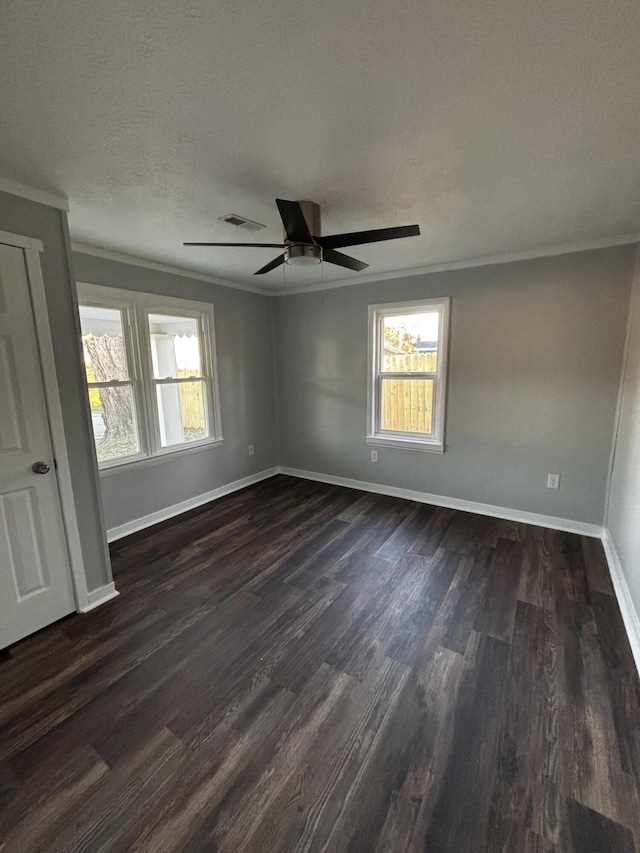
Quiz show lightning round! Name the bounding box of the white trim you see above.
[71,242,267,296]
[106,467,279,541]
[78,582,120,613]
[20,245,91,611]
[0,230,44,252]
[98,437,224,477]
[601,530,640,677]
[367,296,450,452]
[604,246,640,526]
[77,282,223,470]
[599,247,640,678]
[62,217,115,598]
[272,233,640,296]
[366,435,445,453]
[277,467,604,538]
[0,177,69,212]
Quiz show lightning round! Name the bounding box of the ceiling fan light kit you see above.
[184,198,420,275]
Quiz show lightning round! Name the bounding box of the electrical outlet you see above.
[248,444,254,457]
[371,450,379,463]
[547,473,560,489]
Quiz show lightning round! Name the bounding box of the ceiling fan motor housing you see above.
[285,244,323,265]
[283,200,323,265]
[288,200,321,241]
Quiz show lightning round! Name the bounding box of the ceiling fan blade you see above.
[322,248,369,272]
[254,254,286,275]
[275,199,314,244]
[184,242,285,248]
[316,224,420,250]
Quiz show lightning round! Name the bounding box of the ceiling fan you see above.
[184,199,420,275]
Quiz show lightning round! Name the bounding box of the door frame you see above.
[0,228,91,611]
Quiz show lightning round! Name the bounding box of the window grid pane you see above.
[379,376,435,435]
[154,379,209,447]
[148,313,203,380]
[87,383,140,463]
[377,308,440,437]
[381,310,440,373]
[79,306,131,383]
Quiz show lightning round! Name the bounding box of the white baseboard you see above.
[601,530,640,677]
[78,582,119,613]
[277,466,604,538]
[106,467,279,542]
[101,462,640,679]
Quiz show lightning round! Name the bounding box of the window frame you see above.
[367,296,450,453]
[77,282,223,472]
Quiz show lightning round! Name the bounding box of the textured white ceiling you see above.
[2,0,640,292]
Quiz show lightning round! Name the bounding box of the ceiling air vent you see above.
[219,213,266,232]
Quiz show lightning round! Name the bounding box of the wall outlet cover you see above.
[547,473,560,489]
[371,450,379,462]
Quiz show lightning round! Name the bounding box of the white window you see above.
[368,297,450,452]
[77,283,222,470]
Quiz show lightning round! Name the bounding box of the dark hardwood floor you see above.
[1,474,639,851]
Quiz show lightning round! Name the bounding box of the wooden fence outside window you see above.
[381,352,437,433]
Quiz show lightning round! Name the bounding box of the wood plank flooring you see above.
[1,474,639,851]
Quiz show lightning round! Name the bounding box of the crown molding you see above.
[67,230,640,298]
[272,232,640,296]
[0,176,635,296]
[0,176,69,211]
[70,242,270,296]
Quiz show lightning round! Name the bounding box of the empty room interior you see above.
[1,1,640,851]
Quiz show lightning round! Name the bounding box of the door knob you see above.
[32,461,50,475]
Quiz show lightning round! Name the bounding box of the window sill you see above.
[98,437,224,477]
[366,435,445,454]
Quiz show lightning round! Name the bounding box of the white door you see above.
[0,241,75,649]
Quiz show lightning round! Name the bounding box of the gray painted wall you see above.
[0,192,112,591]
[73,253,278,532]
[275,246,636,525]
[3,188,635,625]
[607,250,640,626]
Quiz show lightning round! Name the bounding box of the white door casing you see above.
[0,237,82,648]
